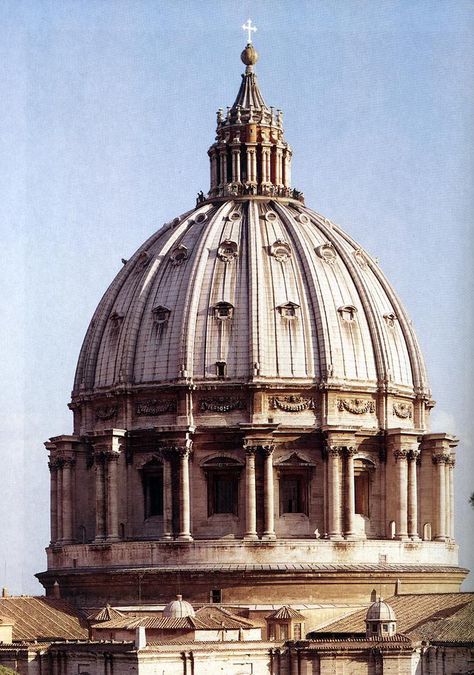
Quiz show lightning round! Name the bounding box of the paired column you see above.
[448,457,455,540]
[48,461,59,545]
[407,448,420,540]
[327,447,343,540]
[244,445,258,540]
[94,455,106,542]
[177,445,193,541]
[231,145,241,183]
[262,445,276,540]
[393,449,409,540]
[106,453,120,542]
[433,452,450,541]
[61,458,75,544]
[246,146,257,184]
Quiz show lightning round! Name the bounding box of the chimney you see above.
[1,588,8,598]
[135,626,146,650]
[52,581,61,599]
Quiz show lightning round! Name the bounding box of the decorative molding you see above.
[217,239,238,262]
[393,401,413,419]
[316,243,337,264]
[275,451,315,467]
[136,399,177,416]
[269,239,292,262]
[200,397,244,413]
[170,244,189,266]
[337,398,375,415]
[271,395,315,413]
[384,312,398,328]
[95,405,118,421]
[353,248,369,269]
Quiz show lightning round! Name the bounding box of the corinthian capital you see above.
[393,448,409,461]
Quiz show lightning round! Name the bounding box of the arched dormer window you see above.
[202,457,243,516]
[213,301,234,320]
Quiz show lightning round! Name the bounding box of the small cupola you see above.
[163,594,195,619]
[266,605,305,641]
[207,22,303,203]
[365,598,397,638]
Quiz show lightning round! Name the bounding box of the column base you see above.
[395,534,410,541]
[327,533,344,541]
[176,534,193,542]
[434,535,447,542]
[106,535,120,543]
[343,533,359,541]
[261,533,276,541]
[409,535,421,541]
[244,534,259,541]
[160,533,173,541]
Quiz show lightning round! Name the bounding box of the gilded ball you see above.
[241,44,259,66]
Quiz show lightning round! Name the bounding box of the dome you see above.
[74,199,427,403]
[366,599,396,623]
[163,595,195,618]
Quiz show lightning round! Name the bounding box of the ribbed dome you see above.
[163,595,195,618]
[74,199,427,397]
[366,599,396,622]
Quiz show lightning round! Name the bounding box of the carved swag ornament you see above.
[393,402,413,419]
[136,399,177,416]
[271,395,315,413]
[337,398,376,415]
[200,397,244,413]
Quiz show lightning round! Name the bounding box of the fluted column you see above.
[94,455,106,542]
[177,445,193,541]
[433,452,449,541]
[407,448,420,540]
[261,146,271,184]
[343,447,356,538]
[61,458,74,544]
[247,146,257,184]
[244,444,258,540]
[262,445,276,540]
[327,447,343,540]
[56,462,63,543]
[231,146,241,183]
[106,453,120,541]
[49,461,59,545]
[394,450,408,540]
[219,147,227,186]
[161,451,173,540]
[448,457,455,540]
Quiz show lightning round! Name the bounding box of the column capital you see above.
[344,446,357,457]
[393,448,409,461]
[327,445,344,458]
[243,443,258,456]
[407,448,420,460]
[432,451,451,465]
[261,444,275,457]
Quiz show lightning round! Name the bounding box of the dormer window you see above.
[214,302,234,320]
[338,305,358,322]
[170,244,189,266]
[277,302,300,319]
[152,305,171,325]
[109,311,124,329]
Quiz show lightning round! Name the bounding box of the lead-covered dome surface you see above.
[74,199,427,396]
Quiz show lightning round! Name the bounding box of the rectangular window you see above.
[280,623,289,640]
[294,623,302,640]
[355,473,370,517]
[144,471,163,517]
[211,589,222,603]
[209,474,238,515]
[280,475,307,514]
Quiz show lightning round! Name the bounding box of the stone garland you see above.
[270,395,315,412]
[200,397,244,413]
[136,399,177,416]
[393,402,413,419]
[95,405,118,421]
[337,398,376,415]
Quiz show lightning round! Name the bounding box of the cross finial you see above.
[242,18,257,44]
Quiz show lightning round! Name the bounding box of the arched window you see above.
[142,460,164,518]
[202,457,242,516]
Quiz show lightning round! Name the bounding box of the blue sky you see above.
[0,0,473,593]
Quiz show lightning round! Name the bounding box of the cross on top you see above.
[242,19,257,44]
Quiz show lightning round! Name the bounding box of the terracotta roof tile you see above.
[266,606,305,621]
[318,593,474,643]
[0,597,88,642]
